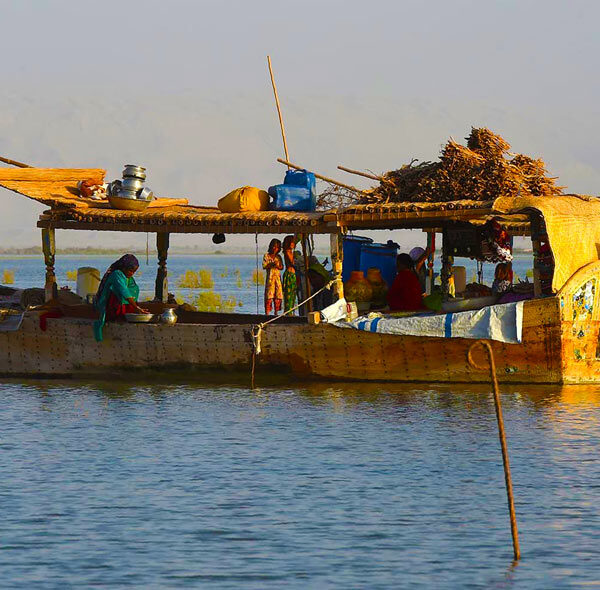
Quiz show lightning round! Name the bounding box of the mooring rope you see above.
[250,279,335,388]
[254,233,259,315]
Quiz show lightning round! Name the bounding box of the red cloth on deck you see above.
[105,293,137,321]
[39,310,64,331]
[387,269,424,311]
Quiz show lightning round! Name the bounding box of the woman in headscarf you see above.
[93,254,145,341]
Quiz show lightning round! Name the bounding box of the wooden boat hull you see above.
[2,262,600,383]
[0,296,580,384]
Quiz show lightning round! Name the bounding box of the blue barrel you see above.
[342,235,373,283]
[359,243,398,287]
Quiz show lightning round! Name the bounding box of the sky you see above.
[1,0,600,252]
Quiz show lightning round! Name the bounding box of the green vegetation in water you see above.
[178,270,200,288]
[248,269,265,287]
[177,269,214,289]
[220,267,229,278]
[2,269,15,284]
[198,269,214,288]
[234,268,243,289]
[194,291,242,313]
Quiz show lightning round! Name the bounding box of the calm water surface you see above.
[1,254,596,588]
[1,379,600,589]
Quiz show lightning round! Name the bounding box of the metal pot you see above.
[160,308,177,325]
[107,180,122,197]
[123,165,146,180]
[121,177,145,193]
[138,187,154,201]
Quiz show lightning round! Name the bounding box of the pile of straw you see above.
[361,127,562,204]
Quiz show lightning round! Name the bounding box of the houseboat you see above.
[0,165,599,384]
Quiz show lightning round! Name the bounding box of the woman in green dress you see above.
[93,254,145,341]
[282,235,297,313]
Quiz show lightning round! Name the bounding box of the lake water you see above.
[3,254,598,589]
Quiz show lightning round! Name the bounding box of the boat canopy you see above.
[1,166,599,291]
[494,194,600,292]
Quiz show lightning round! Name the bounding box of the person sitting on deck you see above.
[93,254,145,341]
[387,253,424,312]
[409,246,432,292]
[492,262,513,295]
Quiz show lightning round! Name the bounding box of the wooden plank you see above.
[36,219,337,234]
[0,168,105,182]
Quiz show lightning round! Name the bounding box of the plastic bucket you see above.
[76,267,100,298]
[342,235,373,283]
[359,243,398,287]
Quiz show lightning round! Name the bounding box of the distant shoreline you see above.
[0,247,332,257]
[0,246,531,256]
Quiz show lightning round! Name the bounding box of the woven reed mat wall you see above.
[494,195,600,291]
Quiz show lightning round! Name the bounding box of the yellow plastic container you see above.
[217,186,269,213]
[76,267,100,298]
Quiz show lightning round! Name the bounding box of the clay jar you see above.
[366,267,388,305]
[344,270,373,306]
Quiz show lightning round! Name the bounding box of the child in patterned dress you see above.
[262,239,283,315]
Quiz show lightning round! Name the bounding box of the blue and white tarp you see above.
[335,301,524,344]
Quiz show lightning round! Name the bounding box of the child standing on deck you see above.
[282,235,297,314]
[263,239,283,315]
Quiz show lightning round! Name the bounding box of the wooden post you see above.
[267,55,290,167]
[301,234,313,313]
[426,231,436,295]
[155,232,170,302]
[441,231,454,299]
[41,227,57,302]
[330,232,344,301]
[468,340,521,561]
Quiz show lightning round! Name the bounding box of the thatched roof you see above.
[0,165,574,237]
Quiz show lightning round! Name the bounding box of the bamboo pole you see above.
[276,158,364,194]
[267,56,290,169]
[0,155,31,168]
[468,340,521,561]
[337,165,382,182]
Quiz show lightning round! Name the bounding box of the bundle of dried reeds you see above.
[357,127,563,204]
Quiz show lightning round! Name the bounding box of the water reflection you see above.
[6,375,600,410]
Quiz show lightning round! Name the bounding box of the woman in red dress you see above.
[387,253,424,311]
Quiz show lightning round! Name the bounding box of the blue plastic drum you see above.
[342,235,373,283]
[359,243,398,287]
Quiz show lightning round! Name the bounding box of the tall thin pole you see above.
[267,55,290,168]
[468,340,521,561]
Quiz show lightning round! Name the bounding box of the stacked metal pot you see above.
[107,165,154,202]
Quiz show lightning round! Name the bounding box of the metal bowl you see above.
[138,187,154,201]
[124,313,154,323]
[108,194,152,211]
[123,164,146,180]
[122,177,145,192]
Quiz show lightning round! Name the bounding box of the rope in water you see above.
[254,233,259,315]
